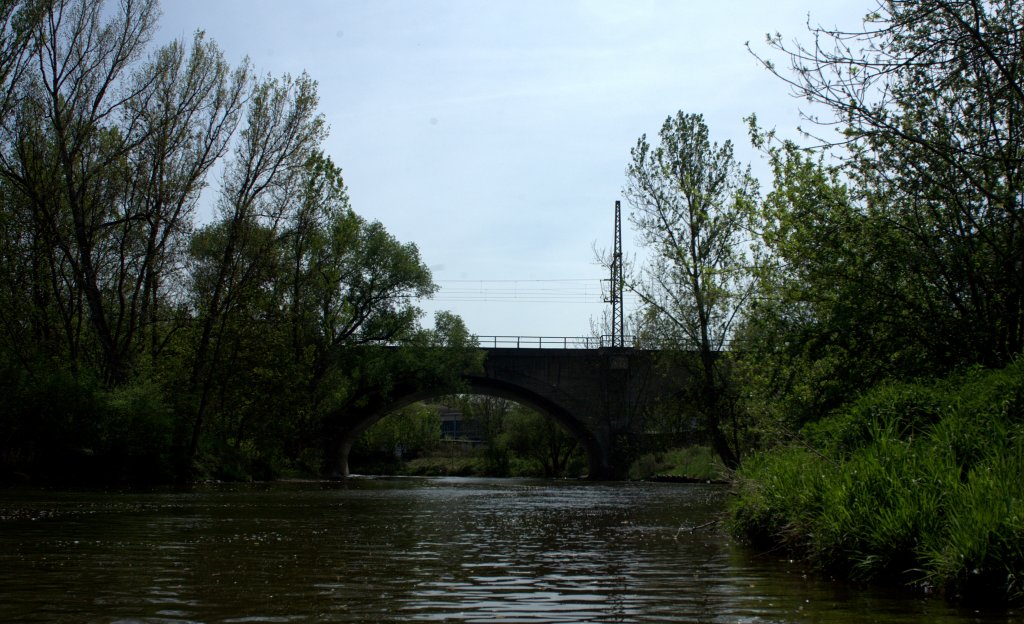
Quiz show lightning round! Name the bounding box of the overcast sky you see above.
[155,1,868,340]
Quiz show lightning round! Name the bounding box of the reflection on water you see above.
[0,478,1017,623]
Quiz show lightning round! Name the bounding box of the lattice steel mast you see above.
[609,200,625,348]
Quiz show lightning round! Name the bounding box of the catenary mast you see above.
[609,200,625,347]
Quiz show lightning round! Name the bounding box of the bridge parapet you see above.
[474,335,732,351]
[475,335,637,349]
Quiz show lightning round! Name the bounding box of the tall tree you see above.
[735,133,910,434]
[0,0,246,383]
[11,0,160,382]
[0,0,48,124]
[624,111,758,469]
[0,0,476,483]
[752,0,1024,366]
[503,405,582,478]
[186,70,325,462]
[119,31,248,362]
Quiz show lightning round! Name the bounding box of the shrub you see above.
[97,378,176,483]
[730,360,1024,603]
[629,445,727,481]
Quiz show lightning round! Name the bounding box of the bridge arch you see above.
[324,346,687,480]
[334,374,604,478]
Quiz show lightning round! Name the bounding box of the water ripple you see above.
[0,480,1016,623]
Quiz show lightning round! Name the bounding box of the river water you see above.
[0,478,1017,623]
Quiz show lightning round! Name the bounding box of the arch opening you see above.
[334,377,605,479]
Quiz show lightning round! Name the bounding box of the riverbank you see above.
[353,444,727,482]
[627,445,729,482]
[729,360,1024,604]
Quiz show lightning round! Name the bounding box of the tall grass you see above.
[730,360,1024,603]
[628,445,727,481]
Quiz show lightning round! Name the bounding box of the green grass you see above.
[730,360,1024,603]
[629,445,728,481]
[404,455,483,477]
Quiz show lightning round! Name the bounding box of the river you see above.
[0,478,1017,623]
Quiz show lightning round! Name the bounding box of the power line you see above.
[435,278,600,283]
[426,277,641,305]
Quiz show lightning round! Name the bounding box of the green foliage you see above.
[0,356,178,484]
[0,2,475,485]
[801,381,948,459]
[350,404,441,467]
[625,112,758,355]
[624,111,759,468]
[735,138,937,438]
[501,406,587,478]
[97,377,176,483]
[453,395,514,476]
[628,446,727,481]
[0,360,102,482]
[348,395,590,479]
[919,445,1024,601]
[729,446,830,550]
[730,361,1024,602]
[739,0,1024,442]
[403,453,486,477]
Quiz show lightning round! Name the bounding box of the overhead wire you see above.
[427,278,643,305]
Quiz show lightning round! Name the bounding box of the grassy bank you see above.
[352,445,580,479]
[357,445,729,481]
[730,360,1024,603]
[629,445,728,482]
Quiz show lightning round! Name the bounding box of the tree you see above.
[186,71,325,463]
[0,1,261,483]
[503,405,582,478]
[0,0,476,484]
[0,1,47,134]
[751,0,1024,367]
[352,403,441,461]
[735,133,905,436]
[453,395,514,475]
[9,0,160,382]
[186,140,476,477]
[119,31,248,363]
[0,0,247,384]
[623,111,758,469]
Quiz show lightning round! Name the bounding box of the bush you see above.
[0,361,104,483]
[730,360,1024,603]
[730,447,829,550]
[628,445,727,481]
[96,378,176,483]
[404,454,483,476]
[0,356,186,485]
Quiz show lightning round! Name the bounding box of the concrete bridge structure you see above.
[328,337,691,479]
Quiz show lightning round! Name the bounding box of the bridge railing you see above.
[473,335,733,350]
[475,335,637,349]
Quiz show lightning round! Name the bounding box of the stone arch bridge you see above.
[326,337,694,479]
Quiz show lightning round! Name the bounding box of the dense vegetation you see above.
[732,363,1024,602]
[712,0,1024,604]
[608,0,1023,604]
[0,0,478,485]
[349,397,589,479]
[348,396,724,481]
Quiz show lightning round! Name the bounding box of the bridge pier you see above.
[475,347,666,479]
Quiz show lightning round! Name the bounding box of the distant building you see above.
[435,405,484,447]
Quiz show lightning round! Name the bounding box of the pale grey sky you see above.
[156,1,867,339]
